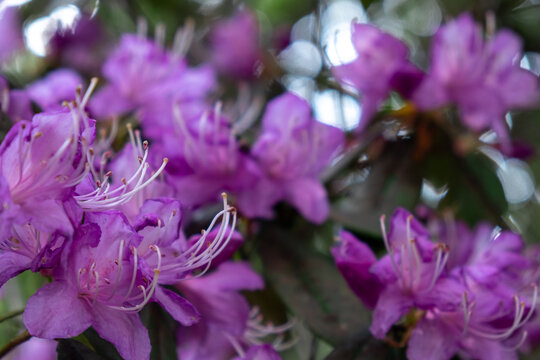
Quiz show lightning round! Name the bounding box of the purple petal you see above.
[89,84,136,119]
[154,286,200,326]
[261,93,312,132]
[331,230,382,308]
[26,69,83,110]
[284,177,329,224]
[416,276,465,311]
[239,345,281,360]
[0,251,31,288]
[406,317,459,360]
[91,306,151,360]
[461,336,518,360]
[370,286,413,339]
[23,281,92,339]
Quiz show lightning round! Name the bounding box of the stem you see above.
[0,330,31,358]
[0,309,24,324]
[321,123,383,184]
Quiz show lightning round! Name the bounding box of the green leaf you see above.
[500,5,540,52]
[140,302,178,360]
[326,333,402,360]
[57,339,102,360]
[259,224,370,346]
[330,140,421,237]
[81,328,123,360]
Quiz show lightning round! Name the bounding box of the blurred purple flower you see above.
[23,211,151,360]
[27,69,83,111]
[0,7,23,64]
[90,34,215,119]
[236,92,344,224]
[50,15,104,74]
[332,23,422,132]
[210,10,261,79]
[177,262,288,360]
[333,208,537,360]
[0,76,32,122]
[6,337,57,360]
[157,106,260,209]
[331,230,382,309]
[0,108,95,240]
[413,14,539,150]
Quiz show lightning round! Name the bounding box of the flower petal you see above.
[23,281,92,339]
[91,306,150,360]
[154,286,200,326]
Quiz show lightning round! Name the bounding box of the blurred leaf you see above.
[98,1,137,36]
[80,328,123,360]
[498,0,528,11]
[57,339,102,360]
[133,0,198,37]
[330,140,421,237]
[140,302,178,360]
[259,225,369,346]
[250,0,315,25]
[327,333,402,360]
[425,148,507,226]
[500,5,540,52]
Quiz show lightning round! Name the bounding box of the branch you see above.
[0,330,31,358]
[0,309,24,324]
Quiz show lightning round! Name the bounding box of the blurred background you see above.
[2,0,540,358]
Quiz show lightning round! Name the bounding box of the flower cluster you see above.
[87,28,344,224]
[333,14,538,150]
[1,3,540,360]
[333,209,537,360]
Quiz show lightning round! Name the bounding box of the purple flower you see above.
[176,262,289,360]
[27,69,83,111]
[90,34,215,119]
[103,141,175,220]
[49,15,104,74]
[236,92,344,223]
[74,128,169,213]
[0,76,32,122]
[210,10,261,79]
[412,14,538,149]
[334,209,537,360]
[332,23,422,132]
[23,211,151,360]
[155,105,260,209]
[7,337,57,360]
[331,230,383,309]
[233,345,282,360]
[0,107,95,242]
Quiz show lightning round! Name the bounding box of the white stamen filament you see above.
[464,284,538,341]
[380,215,402,285]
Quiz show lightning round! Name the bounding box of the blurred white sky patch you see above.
[279,40,322,78]
[313,89,360,130]
[321,0,367,66]
[0,0,31,13]
[421,179,448,208]
[24,4,81,57]
[481,146,535,205]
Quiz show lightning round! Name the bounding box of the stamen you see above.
[380,215,401,282]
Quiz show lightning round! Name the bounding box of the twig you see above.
[0,330,31,358]
[321,123,383,184]
[0,309,24,324]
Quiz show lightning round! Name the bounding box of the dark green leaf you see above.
[140,302,178,360]
[326,333,403,360]
[259,225,369,346]
[500,5,540,52]
[81,328,123,360]
[57,339,102,360]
